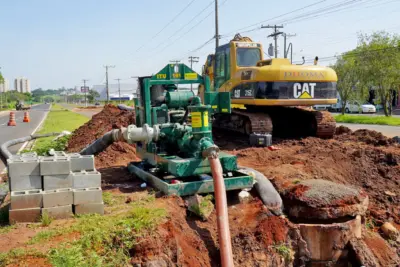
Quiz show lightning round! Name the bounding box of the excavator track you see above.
[312,110,336,139]
[213,107,336,139]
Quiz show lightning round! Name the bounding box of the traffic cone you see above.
[8,112,17,126]
[23,111,30,123]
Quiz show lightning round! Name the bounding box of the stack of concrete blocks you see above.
[7,152,104,224]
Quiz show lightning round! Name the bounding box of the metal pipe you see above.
[208,151,234,267]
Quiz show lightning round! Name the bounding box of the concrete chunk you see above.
[74,202,104,215]
[52,151,67,157]
[10,190,43,209]
[40,156,71,175]
[9,207,41,223]
[42,188,73,208]
[43,174,73,190]
[42,205,73,219]
[20,152,38,158]
[68,154,95,172]
[72,171,101,189]
[73,187,102,205]
[7,157,40,177]
[9,175,42,191]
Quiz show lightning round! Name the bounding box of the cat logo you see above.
[293,83,316,99]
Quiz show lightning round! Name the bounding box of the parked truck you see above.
[15,100,30,111]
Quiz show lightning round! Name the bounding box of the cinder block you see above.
[73,187,102,205]
[42,188,73,208]
[52,151,67,157]
[10,190,43,209]
[42,205,73,219]
[9,175,42,191]
[7,157,40,177]
[43,174,73,190]
[20,152,38,158]
[9,207,41,223]
[72,171,101,189]
[74,202,104,215]
[68,154,95,172]
[40,156,71,175]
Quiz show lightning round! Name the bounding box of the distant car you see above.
[95,102,100,106]
[345,101,376,114]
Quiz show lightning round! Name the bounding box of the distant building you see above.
[92,83,136,101]
[0,78,9,92]
[14,77,31,93]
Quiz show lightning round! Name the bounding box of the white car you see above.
[345,101,376,114]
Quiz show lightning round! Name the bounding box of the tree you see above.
[353,31,400,116]
[87,90,100,103]
[0,72,4,85]
[331,56,361,114]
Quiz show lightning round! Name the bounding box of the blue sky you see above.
[0,0,399,90]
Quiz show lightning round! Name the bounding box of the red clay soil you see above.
[66,104,136,153]
[131,197,290,267]
[215,127,400,226]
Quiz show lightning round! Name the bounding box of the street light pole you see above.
[82,79,89,107]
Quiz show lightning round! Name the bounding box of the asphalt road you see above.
[337,123,399,137]
[0,104,50,171]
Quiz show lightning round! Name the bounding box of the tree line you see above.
[331,31,400,116]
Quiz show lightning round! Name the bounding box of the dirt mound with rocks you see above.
[66,104,138,168]
[215,128,400,226]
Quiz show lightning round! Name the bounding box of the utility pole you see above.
[283,33,296,58]
[115,78,122,103]
[188,56,199,91]
[82,79,89,107]
[103,65,115,103]
[215,0,220,49]
[261,25,284,58]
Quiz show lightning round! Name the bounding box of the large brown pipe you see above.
[208,152,234,267]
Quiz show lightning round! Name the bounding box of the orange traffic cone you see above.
[23,111,30,123]
[8,112,16,126]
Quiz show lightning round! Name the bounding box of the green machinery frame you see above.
[130,63,253,196]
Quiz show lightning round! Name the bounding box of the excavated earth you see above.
[66,105,400,266]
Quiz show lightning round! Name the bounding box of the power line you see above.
[221,0,327,37]
[261,25,284,58]
[135,0,198,53]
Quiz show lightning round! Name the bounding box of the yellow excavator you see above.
[199,34,338,139]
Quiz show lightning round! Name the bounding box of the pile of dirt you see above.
[66,104,138,168]
[215,128,400,226]
[67,104,135,152]
[335,127,396,146]
[131,197,291,267]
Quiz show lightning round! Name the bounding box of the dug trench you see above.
[63,105,400,266]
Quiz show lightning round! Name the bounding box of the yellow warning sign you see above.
[299,91,312,99]
[191,112,202,128]
[184,73,197,80]
[203,111,209,127]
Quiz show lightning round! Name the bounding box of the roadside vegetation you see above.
[0,193,166,266]
[334,114,400,126]
[29,103,89,155]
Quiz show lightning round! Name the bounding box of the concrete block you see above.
[40,156,71,175]
[7,157,40,177]
[20,152,38,158]
[68,154,95,172]
[9,207,41,223]
[42,205,73,219]
[10,189,43,209]
[74,202,104,215]
[43,174,73,190]
[52,151,67,157]
[72,171,101,189]
[42,188,73,208]
[9,175,42,191]
[73,187,102,205]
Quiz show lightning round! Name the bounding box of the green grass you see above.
[26,195,166,266]
[0,248,46,266]
[30,103,89,155]
[40,211,53,227]
[334,114,400,126]
[273,244,293,263]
